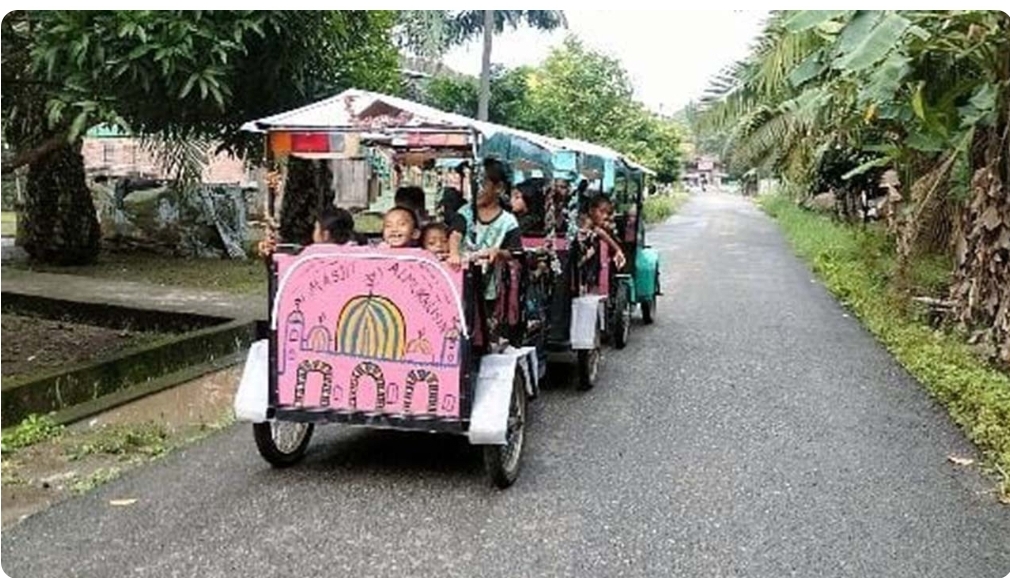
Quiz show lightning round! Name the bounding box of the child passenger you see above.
[446,158,522,268]
[585,194,627,270]
[257,205,359,258]
[380,206,420,248]
[420,222,450,259]
[394,186,429,224]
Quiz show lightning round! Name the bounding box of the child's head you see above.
[438,187,465,217]
[479,158,508,206]
[314,206,355,244]
[510,188,528,215]
[394,186,426,219]
[588,194,613,227]
[382,206,420,248]
[420,222,449,256]
[513,179,546,217]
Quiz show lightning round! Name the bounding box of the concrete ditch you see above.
[2,292,261,426]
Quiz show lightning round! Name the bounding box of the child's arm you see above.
[594,227,626,269]
[447,210,467,267]
[447,230,463,267]
[257,229,278,260]
[489,223,523,263]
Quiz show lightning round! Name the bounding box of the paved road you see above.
[3,194,1009,578]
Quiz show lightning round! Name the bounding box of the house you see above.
[681,154,727,190]
[81,125,255,186]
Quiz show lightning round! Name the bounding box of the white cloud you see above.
[442,10,768,115]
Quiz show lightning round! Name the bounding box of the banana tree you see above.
[703,9,1010,362]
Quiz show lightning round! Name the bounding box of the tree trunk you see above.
[18,140,101,265]
[279,158,333,245]
[477,10,495,122]
[949,125,1010,365]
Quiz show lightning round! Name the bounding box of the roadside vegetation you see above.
[1,369,238,526]
[761,194,1010,501]
[643,191,690,225]
[690,10,1010,501]
[5,252,266,295]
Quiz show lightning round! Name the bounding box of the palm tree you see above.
[445,11,567,121]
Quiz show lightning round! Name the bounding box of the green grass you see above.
[643,192,690,224]
[4,216,387,294]
[8,251,266,295]
[760,194,1010,500]
[1,414,64,453]
[1,211,16,236]
[66,422,170,462]
[71,467,122,494]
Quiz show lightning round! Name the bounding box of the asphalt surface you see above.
[3,193,1009,578]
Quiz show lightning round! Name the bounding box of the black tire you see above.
[483,371,528,489]
[641,297,656,324]
[576,348,600,391]
[612,287,631,350]
[253,421,314,467]
[642,272,659,325]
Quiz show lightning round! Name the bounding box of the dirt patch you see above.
[1,314,168,379]
[1,366,241,528]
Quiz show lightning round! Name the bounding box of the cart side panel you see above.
[634,247,660,300]
[271,246,466,420]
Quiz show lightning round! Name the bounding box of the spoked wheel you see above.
[612,288,631,350]
[483,371,528,489]
[253,421,314,467]
[576,347,600,391]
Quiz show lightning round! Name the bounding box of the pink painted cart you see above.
[234,245,540,488]
[233,89,555,487]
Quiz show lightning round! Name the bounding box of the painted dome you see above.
[335,294,406,360]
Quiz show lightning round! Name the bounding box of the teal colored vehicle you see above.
[616,159,661,328]
[555,140,661,350]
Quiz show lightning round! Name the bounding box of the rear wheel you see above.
[642,272,659,325]
[253,421,314,467]
[641,297,656,324]
[576,347,600,391]
[612,286,631,349]
[483,371,528,489]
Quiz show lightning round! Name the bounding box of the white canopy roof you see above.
[623,158,657,176]
[559,137,656,175]
[241,88,653,172]
[559,137,621,161]
[241,88,563,152]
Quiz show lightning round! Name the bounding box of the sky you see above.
[442,10,769,116]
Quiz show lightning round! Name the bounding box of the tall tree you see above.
[453,11,566,121]
[419,64,536,127]
[2,11,402,264]
[523,36,637,143]
[524,35,681,175]
[397,11,567,121]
